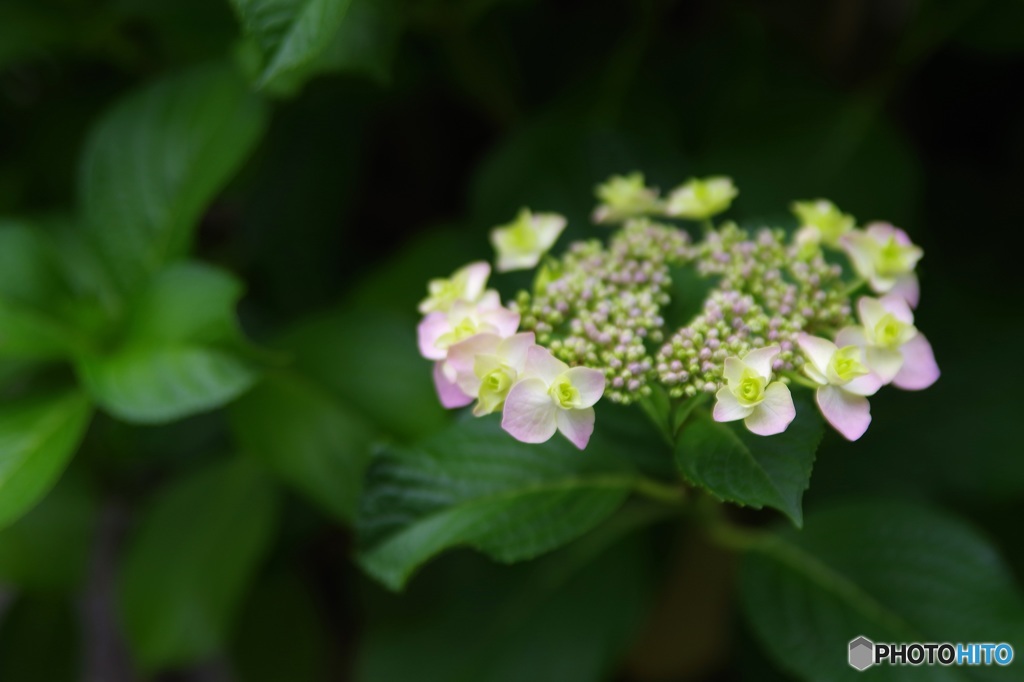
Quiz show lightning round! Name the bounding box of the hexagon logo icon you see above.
[849,636,875,671]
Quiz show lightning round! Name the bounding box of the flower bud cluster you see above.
[515,219,692,403]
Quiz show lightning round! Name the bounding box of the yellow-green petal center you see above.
[549,377,581,409]
[733,369,766,406]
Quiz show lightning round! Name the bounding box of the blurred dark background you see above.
[2,0,1023,679]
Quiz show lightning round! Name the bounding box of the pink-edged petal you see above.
[433,362,473,408]
[890,274,920,309]
[796,333,836,376]
[713,387,754,423]
[835,326,867,349]
[816,385,871,441]
[556,407,596,450]
[497,332,536,372]
[866,346,905,384]
[562,366,606,407]
[501,378,558,443]
[742,346,780,379]
[744,382,796,436]
[447,333,501,378]
[864,222,898,242]
[523,345,568,384]
[878,293,914,324]
[417,313,450,360]
[482,305,521,338]
[463,261,491,301]
[476,290,502,311]
[893,333,940,390]
[844,372,883,396]
[723,357,747,384]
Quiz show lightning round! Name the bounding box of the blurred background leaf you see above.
[117,457,279,671]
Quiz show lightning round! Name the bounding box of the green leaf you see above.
[0,474,96,592]
[118,457,279,671]
[356,415,661,591]
[229,370,373,522]
[357,521,656,682]
[79,62,267,292]
[280,307,448,441]
[0,389,93,529]
[76,261,259,424]
[230,0,355,88]
[0,222,87,360]
[741,500,1024,681]
[674,396,823,527]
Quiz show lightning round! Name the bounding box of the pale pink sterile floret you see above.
[501,346,606,449]
[834,294,939,390]
[445,331,536,416]
[418,261,491,314]
[416,290,520,361]
[432,361,474,408]
[840,223,923,308]
[712,346,796,436]
[797,333,881,442]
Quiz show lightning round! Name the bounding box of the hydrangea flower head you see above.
[713,346,796,436]
[502,346,606,449]
[591,172,662,224]
[841,223,923,307]
[791,199,855,250]
[446,332,535,416]
[490,208,566,272]
[797,333,881,441]
[418,261,491,314]
[417,291,519,361]
[836,295,939,389]
[665,176,738,220]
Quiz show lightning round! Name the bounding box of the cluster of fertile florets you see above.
[416,174,939,449]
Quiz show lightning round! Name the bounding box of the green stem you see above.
[843,277,867,297]
[784,372,821,390]
[701,219,715,234]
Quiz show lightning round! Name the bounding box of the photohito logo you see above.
[849,636,1015,670]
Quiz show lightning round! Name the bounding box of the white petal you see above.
[562,367,606,407]
[841,231,875,280]
[744,382,796,436]
[532,213,567,251]
[462,261,491,301]
[865,346,905,384]
[835,326,867,349]
[497,252,541,272]
[893,333,940,390]
[713,387,754,423]
[742,346,780,379]
[796,333,836,376]
[556,407,596,450]
[864,222,897,242]
[497,332,536,372]
[501,378,558,443]
[723,356,747,384]
[523,345,568,385]
[857,297,888,330]
[816,385,871,441]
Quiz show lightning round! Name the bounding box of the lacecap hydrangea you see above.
[416,174,938,449]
